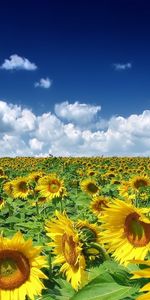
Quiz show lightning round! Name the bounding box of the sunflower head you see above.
[130,175,150,191]
[100,199,150,265]
[90,195,110,217]
[11,177,31,199]
[0,232,47,300]
[80,178,99,196]
[76,219,101,244]
[37,174,66,201]
[45,211,86,290]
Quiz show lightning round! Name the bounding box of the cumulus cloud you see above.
[34,77,52,89]
[1,54,37,70]
[113,62,132,71]
[55,101,101,127]
[0,99,150,157]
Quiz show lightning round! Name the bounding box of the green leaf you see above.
[70,272,138,300]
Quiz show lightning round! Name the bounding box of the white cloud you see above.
[113,62,132,71]
[0,99,150,157]
[55,101,101,127]
[34,77,52,89]
[1,54,37,70]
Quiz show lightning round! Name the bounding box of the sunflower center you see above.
[124,213,150,246]
[133,179,148,189]
[0,250,30,290]
[49,180,60,193]
[18,181,28,192]
[87,183,98,193]
[62,234,77,266]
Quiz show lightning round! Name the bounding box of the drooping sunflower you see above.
[80,178,99,196]
[90,195,110,217]
[100,199,150,265]
[131,259,150,300]
[45,211,86,290]
[11,177,32,199]
[0,232,47,300]
[37,174,67,201]
[76,219,102,261]
[76,219,101,244]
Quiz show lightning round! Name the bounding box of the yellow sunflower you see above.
[80,178,99,196]
[90,195,110,217]
[45,211,86,290]
[3,181,14,197]
[130,175,150,191]
[0,232,47,300]
[11,177,31,199]
[100,199,150,265]
[131,259,150,300]
[37,174,66,201]
[27,171,44,183]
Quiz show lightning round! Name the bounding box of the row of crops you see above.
[0,156,150,299]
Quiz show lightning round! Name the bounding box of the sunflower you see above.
[80,178,99,196]
[76,219,101,244]
[3,181,14,197]
[100,199,150,265]
[131,259,150,300]
[37,174,66,201]
[45,211,86,290]
[0,232,47,300]
[130,175,150,191]
[11,177,31,199]
[27,171,44,183]
[86,169,98,177]
[90,195,110,217]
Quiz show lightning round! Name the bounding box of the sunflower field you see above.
[1,156,150,300]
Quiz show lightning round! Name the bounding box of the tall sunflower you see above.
[0,232,47,300]
[37,174,66,201]
[45,211,86,290]
[100,199,150,265]
[80,178,99,196]
[131,259,150,300]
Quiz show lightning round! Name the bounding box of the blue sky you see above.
[0,0,150,156]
